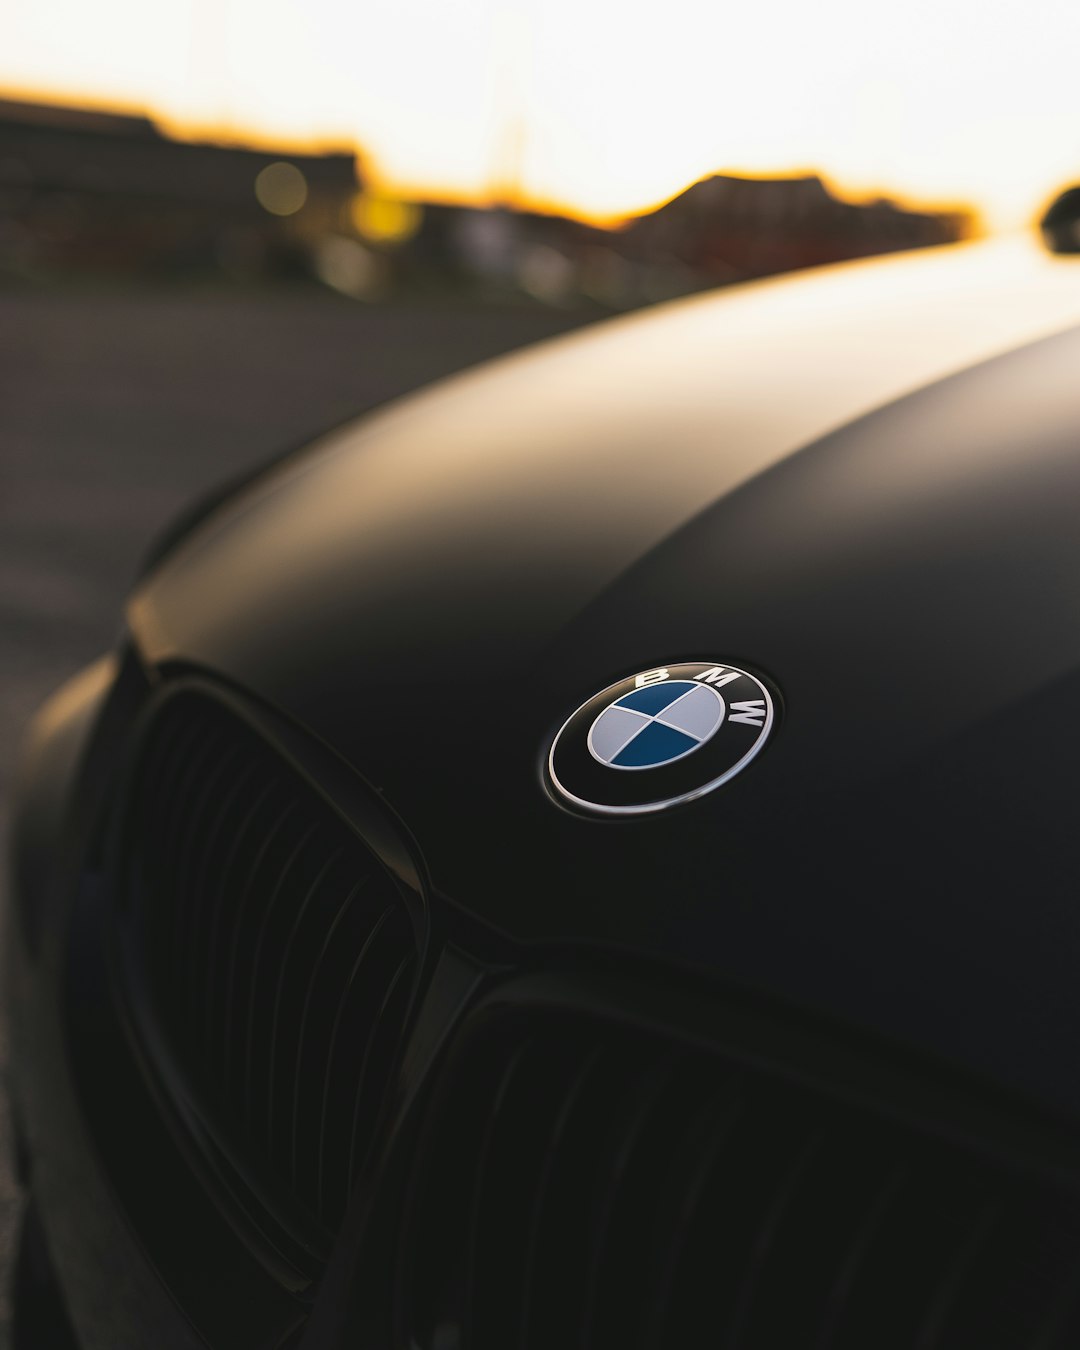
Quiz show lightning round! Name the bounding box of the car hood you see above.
[130,236,1080,1116]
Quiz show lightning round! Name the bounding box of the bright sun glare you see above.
[4,0,1080,227]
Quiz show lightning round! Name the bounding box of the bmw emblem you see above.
[547,662,777,816]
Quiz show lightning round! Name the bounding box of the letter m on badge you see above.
[695,666,741,690]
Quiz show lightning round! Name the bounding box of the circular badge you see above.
[547,661,776,816]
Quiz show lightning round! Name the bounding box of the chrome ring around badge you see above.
[547,661,776,816]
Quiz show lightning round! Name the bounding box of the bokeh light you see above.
[254,161,307,216]
[351,192,423,246]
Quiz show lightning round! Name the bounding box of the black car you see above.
[10,225,1080,1349]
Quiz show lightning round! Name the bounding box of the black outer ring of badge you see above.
[547,661,777,817]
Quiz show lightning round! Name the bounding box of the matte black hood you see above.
[129,238,1080,1116]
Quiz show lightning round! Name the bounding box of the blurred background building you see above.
[0,96,359,281]
[0,96,974,307]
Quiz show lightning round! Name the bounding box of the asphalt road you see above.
[0,284,591,1341]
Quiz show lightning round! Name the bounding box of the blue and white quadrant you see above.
[587,681,724,771]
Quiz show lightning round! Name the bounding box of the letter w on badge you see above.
[728,700,767,727]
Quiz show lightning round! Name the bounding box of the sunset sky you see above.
[4,0,1080,227]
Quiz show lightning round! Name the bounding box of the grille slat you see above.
[726,1127,829,1348]
[170,741,239,1000]
[199,778,277,1071]
[463,1039,558,1350]
[812,1163,909,1350]
[314,902,406,1223]
[288,879,362,1189]
[515,1045,606,1350]
[401,1011,1080,1350]
[345,948,414,1193]
[162,733,226,1001]
[638,1087,744,1350]
[264,848,342,1158]
[121,693,419,1251]
[184,757,262,1042]
[914,1201,1001,1350]
[240,822,320,1137]
[220,796,299,1107]
[580,1062,678,1350]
